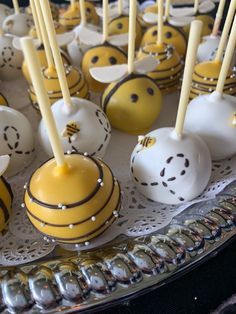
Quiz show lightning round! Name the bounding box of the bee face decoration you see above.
[3,13,33,37]
[38,97,111,158]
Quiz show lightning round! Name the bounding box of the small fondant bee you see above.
[138,136,156,148]
[61,121,80,143]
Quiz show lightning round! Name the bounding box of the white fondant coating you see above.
[197,35,220,62]
[185,91,236,160]
[3,13,33,37]
[130,127,212,205]
[0,106,35,177]
[38,97,111,158]
[0,155,10,176]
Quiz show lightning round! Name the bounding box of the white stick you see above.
[215,0,236,62]
[157,0,164,45]
[128,0,136,73]
[194,0,199,14]
[30,0,43,43]
[175,20,203,137]
[103,0,109,42]
[212,0,226,36]
[39,0,72,108]
[34,0,54,69]
[216,14,236,94]
[80,0,86,26]
[21,37,66,168]
[12,0,20,14]
[164,0,170,19]
[118,0,123,15]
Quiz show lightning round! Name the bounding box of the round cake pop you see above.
[183,14,214,38]
[0,34,23,81]
[0,4,11,28]
[21,35,121,246]
[59,0,99,30]
[138,0,183,94]
[0,155,13,233]
[0,106,35,177]
[0,93,8,106]
[130,20,212,205]
[185,14,236,160]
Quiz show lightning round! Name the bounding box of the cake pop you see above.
[130,20,212,205]
[197,0,226,62]
[81,0,128,93]
[3,0,33,37]
[0,155,13,233]
[29,21,67,38]
[138,0,183,94]
[190,3,236,99]
[185,14,236,160]
[0,4,11,28]
[141,0,187,58]
[91,0,162,134]
[59,0,99,30]
[21,36,121,245]
[0,106,35,177]
[0,93,8,106]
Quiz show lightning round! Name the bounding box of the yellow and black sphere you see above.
[29,65,89,111]
[190,61,236,100]
[82,42,127,93]
[0,93,8,106]
[137,43,184,94]
[183,14,214,38]
[102,73,162,134]
[24,152,121,244]
[0,176,13,233]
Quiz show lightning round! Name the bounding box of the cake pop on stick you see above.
[138,0,183,94]
[197,0,227,62]
[91,0,162,134]
[130,20,212,205]
[38,0,111,158]
[190,1,236,99]
[185,13,236,160]
[21,37,121,245]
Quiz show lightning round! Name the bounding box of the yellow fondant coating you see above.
[82,44,127,93]
[137,43,183,94]
[0,93,8,106]
[141,23,187,58]
[0,177,12,233]
[102,74,162,134]
[183,15,214,38]
[25,153,121,244]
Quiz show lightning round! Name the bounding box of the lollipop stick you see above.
[34,0,54,70]
[157,0,164,45]
[128,0,136,74]
[103,0,109,42]
[39,0,72,108]
[12,0,20,14]
[80,0,86,26]
[118,0,123,15]
[214,0,236,62]
[194,0,199,14]
[216,14,236,94]
[21,37,66,169]
[175,20,203,137]
[30,0,43,45]
[212,0,226,36]
[164,0,170,20]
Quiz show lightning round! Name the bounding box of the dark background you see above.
[2,0,235,313]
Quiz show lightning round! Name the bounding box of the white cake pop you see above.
[39,97,111,158]
[130,20,212,205]
[0,106,35,177]
[186,13,236,160]
[0,4,11,28]
[3,13,33,37]
[0,34,23,81]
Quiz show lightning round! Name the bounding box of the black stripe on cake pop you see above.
[1,177,13,200]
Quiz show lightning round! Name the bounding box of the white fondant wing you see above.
[134,56,158,74]
[108,33,128,46]
[90,64,128,83]
[13,36,41,50]
[199,0,215,13]
[140,0,156,11]
[56,31,75,47]
[142,12,158,24]
[169,6,195,17]
[0,155,10,176]
[77,27,103,45]
[168,15,194,27]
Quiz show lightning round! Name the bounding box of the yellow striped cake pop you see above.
[183,15,214,38]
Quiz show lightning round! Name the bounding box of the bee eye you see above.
[165,31,172,38]
[117,22,123,29]
[208,23,213,30]
[131,94,139,102]
[86,7,91,13]
[152,30,157,36]
[147,87,154,95]
[91,56,99,64]
[109,56,117,65]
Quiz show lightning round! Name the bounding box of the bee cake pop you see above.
[141,0,187,58]
[190,4,236,100]
[0,4,11,28]
[21,37,121,245]
[91,0,162,134]
[0,106,35,177]
[130,21,212,205]
[0,155,13,234]
[137,0,183,94]
[0,93,8,106]
[185,14,236,161]
[81,0,128,93]
[3,0,33,37]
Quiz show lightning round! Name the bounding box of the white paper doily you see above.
[0,80,236,265]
